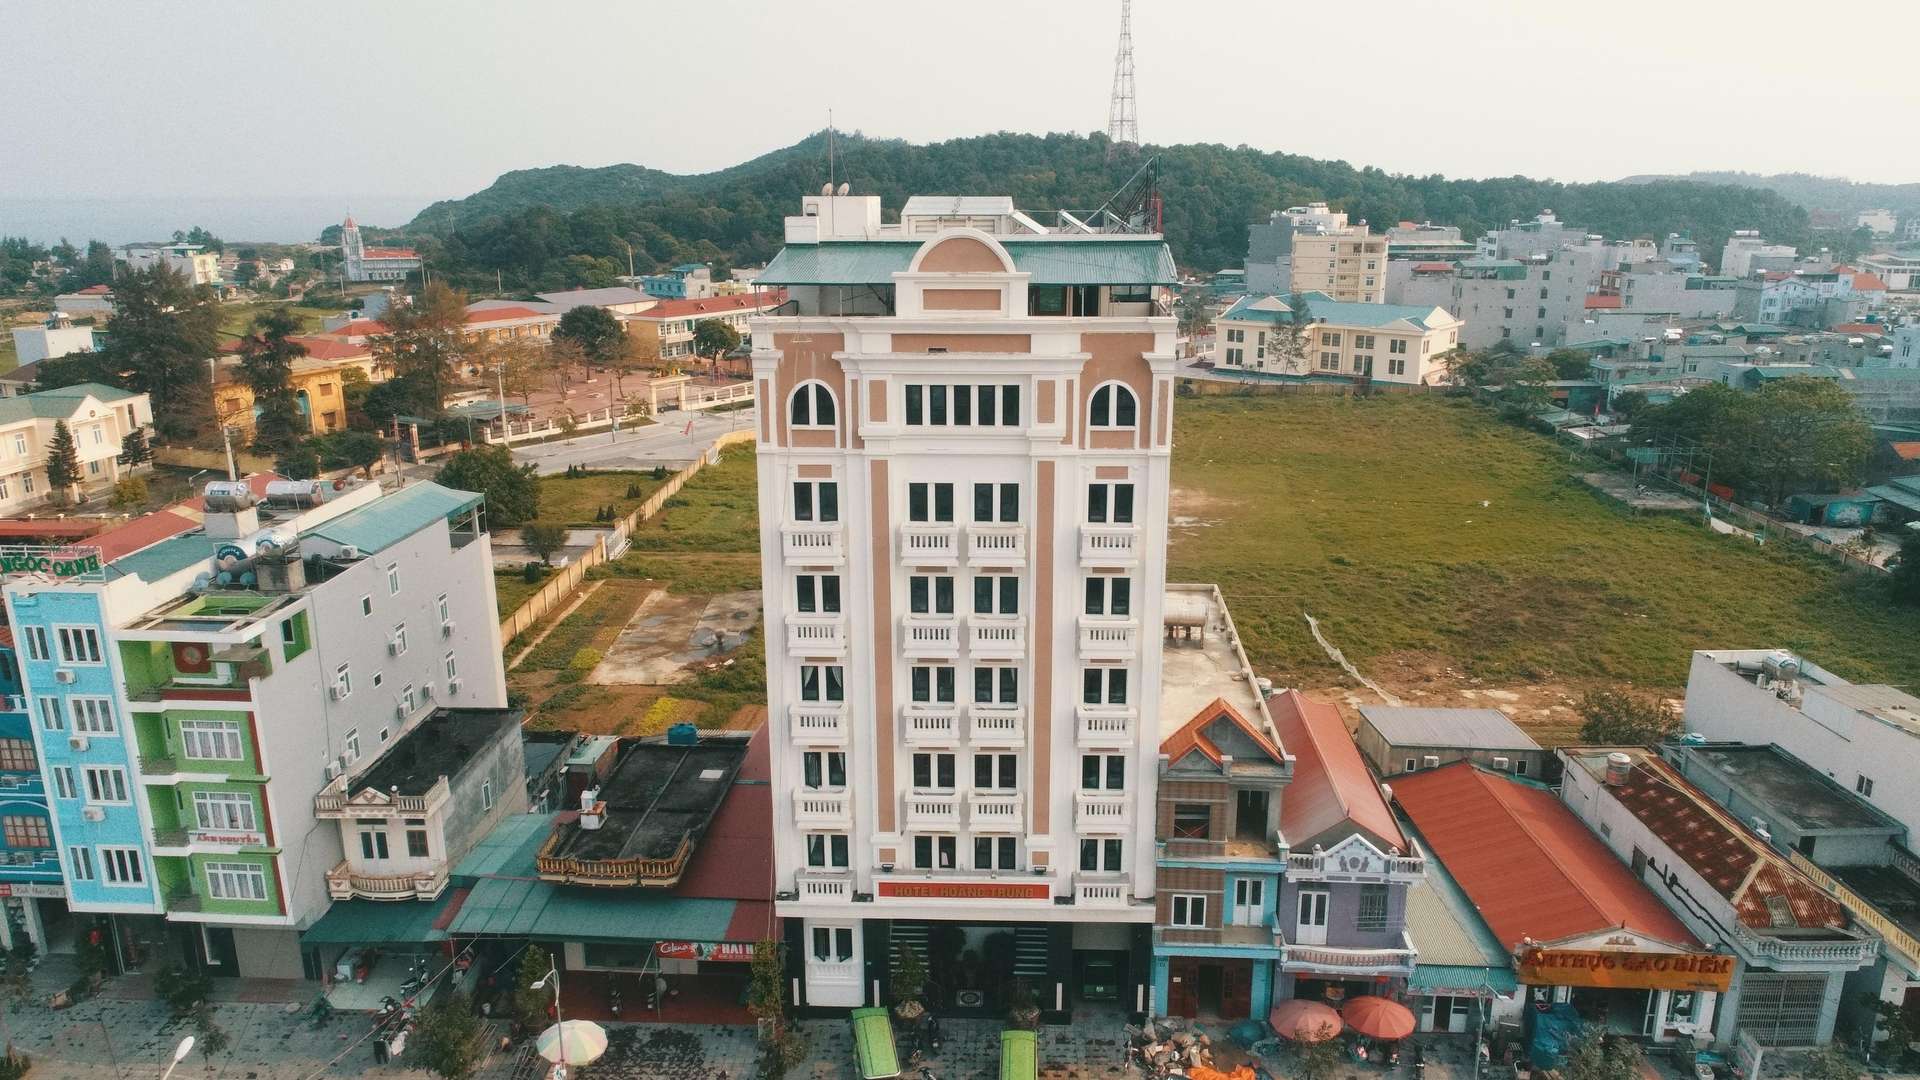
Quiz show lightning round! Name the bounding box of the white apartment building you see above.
[11,313,97,366]
[1291,229,1387,303]
[753,191,1176,1018]
[1861,251,1920,292]
[1720,232,1798,279]
[118,242,221,286]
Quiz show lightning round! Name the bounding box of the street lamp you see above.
[159,1035,195,1080]
[530,962,565,1078]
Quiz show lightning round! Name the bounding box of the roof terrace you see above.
[536,734,749,888]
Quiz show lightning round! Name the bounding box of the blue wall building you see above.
[0,635,66,951]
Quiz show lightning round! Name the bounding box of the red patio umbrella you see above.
[1341,995,1416,1040]
[1268,999,1343,1042]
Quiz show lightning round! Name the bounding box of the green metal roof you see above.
[453,812,556,882]
[301,890,461,947]
[449,875,739,942]
[106,534,220,583]
[309,481,482,554]
[1866,483,1920,514]
[0,382,141,426]
[758,238,1177,287]
[1219,292,1447,331]
[1407,963,1518,995]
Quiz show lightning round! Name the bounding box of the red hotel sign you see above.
[657,941,754,963]
[1515,946,1734,993]
[877,881,1051,901]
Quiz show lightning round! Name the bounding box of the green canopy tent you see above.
[850,1007,900,1079]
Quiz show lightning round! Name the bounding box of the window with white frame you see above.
[35,696,62,731]
[205,861,267,901]
[100,846,144,885]
[789,382,837,427]
[799,664,844,703]
[391,623,408,656]
[192,791,256,832]
[972,575,1018,616]
[971,482,1019,523]
[21,627,48,662]
[975,835,1018,870]
[1080,837,1124,872]
[402,683,416,713]
[796,573,842,614]
[444,652,458,681]
[387,564,401,595]
[973,665,1018,705]
[69,697,115,734]
[904,383,1020,428]
[1084,576,1132,617]
[56,626,101,664]
[67,846,94,881]
[1170,894,1208,928]
[913,834,957,870]
[910,665,956,704]
[1087,482,1135,524]
[436,593,450,626]
[482,779,495,810]
[359,821,389,859]
[179,719,243,761]
[911,752,956,791]
[907,482,954,524]
[805,833,849,869]
[810,925,854,962]
[1082,667,1129,706]
[801,750,846,789]
[973,753,1017,790]
[51,767,75,800]
[83,766,128,803]
[908,574,953,615]
[343,728,361,764]
[1088,383,1139,428]
[792,480,840,523]
[1081,753,1126,791]
[333,664,352,699]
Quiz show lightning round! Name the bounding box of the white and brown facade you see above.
[754,194,1178,1016]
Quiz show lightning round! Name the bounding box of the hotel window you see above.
[799,664,844,703]
[1084,576,1132,617]
[334,663,353,699]
[1320,332,1342,347]
[801,750,846,789]
[100,846,144,886]
[1087,482,1135,524]
[1088,383,1138,428]
[974,753,1017,790]
[1226,328,1244,343]
[973,665,1018,705]
[975,836,1018,870]
[181,719,243,760]
[193,791,257,833]
[789,382,837,427]
[913,834,957,870]
[1319,352,1339,371]
[796,573,842,614]
[83,766,128,803]
[1080,837,1123,872]
[344,727,360,764]
[1170,894,1208,928]
[1173,804,1212,839]
[972,482,1019,523]
[1225,348,1242,366]
[1080,754,1125,791]
[1082,667,1129,706]
[908,574,953,615]
[972,576,1019,617]
[205,862,267,901]
[911,752,956,791]
[908,482,954,523]
[10,435,24,456]
[1,816,47,848]
[805,833,850,869]
[811,926,855,962]
[0,740,33,772]
[56,626,102,664]
[1355,335,1375,350]
[445,652,458,681]
[910,665,956,704]
[792,480,840,523]
[1356,884,1390,932]
[1389,357,1407,376]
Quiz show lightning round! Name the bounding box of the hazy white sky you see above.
[7,0,1917,204]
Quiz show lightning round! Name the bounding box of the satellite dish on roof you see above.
[820,184,832,196]
[837,183,850,196]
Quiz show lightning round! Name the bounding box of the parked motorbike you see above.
[609,983,622,1019]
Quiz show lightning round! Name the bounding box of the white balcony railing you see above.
[1079,523,1141,566]
[969,792,1024,832]
[788,702,849,745]
[902,615,960,659]
[1281,938,1419,976]
[968,617,1027,658]
[966,524,1027,566]
[781,522,846,565]
[1076,706,1137,748]
[795,869,852,903]
[1287,849,1426,881]
[786,614,848,657]
[901,703,960,746]
[1074,872,1132,907]
[1075,791,1131,832]
[900,524,959,566]
[904,792,962,830]
[1077,617,1139,659]
[793,788,852,829]
[968,704,1026,746]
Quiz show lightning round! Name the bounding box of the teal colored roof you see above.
[1217,295,1294,325]
[449,875,739,941]
[301,890,461,947]
[1866,483,1920,514]
[758,238,1178,286]
[1218,292,1447,331]
[670,263,706,273]
[1408,963,1518,995]
[0,382,140,425]
[453,812,556,882]
[1748,365,1841,380]
[309,481,481,554]
[106,534,219,583]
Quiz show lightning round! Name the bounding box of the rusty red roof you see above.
[1890,441,1920,461]
[1270,690,1405,852]
[1585,293,1624,310]
[675,726,771,903]
[361,246,419,260]
[1853,272,1890,292]
[1411,262,1455,273]
[1395,762,1699,950]
[0,519,108,540]
[92,473,279,563]
[627,291,786,320]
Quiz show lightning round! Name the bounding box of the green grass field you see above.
[1168,395,1920,691]
[537,469,668,528]
[217,301,334,342]
[624,446,758,553]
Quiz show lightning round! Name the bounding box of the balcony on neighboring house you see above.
[1076,705,1136,749]
[795,868,853,903]
[901,702,960,746]
[781,521,845,566]
[788,702,849,746]
[1077,616,1138,659]
[792,788,853,830]
[968,791,1024,832]
[785,613,848,658]
[899,524,959,567]
[165,884,204,913]
[1073,872,1133,908]
[904,791,962,830]
[967,616,1027,659]
[965,524,1027,567]
[967,704,1026,747]
[1279,931,1419,977]
[1079,523,1141,567]
[325,861,449,902]
[314,776,447,818]
[1075,790,1131,832]
[1286,848,1426,882]
[151,826,266,856]
[902,615,960,659]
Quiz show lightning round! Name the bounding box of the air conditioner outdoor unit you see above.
[393,703,408,721]
[80,806,105,822]
[447,679,461,695]
[53,669,75,684]
[386,640,401,656]
[440,622,455,638]
[323,762,341,781]
[328,686,344,701]
[67,736,89,752]
[338,545,362,560]
[1422,755,1440,768]
[1493,756,1511,770]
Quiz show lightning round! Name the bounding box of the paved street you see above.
[508,408,757,476]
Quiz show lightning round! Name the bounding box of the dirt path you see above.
[506,580,605,671]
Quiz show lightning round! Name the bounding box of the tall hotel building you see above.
[754,193,1178,1015]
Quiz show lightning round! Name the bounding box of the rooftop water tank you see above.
[667,723,699,746]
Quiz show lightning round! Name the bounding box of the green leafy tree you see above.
[373,281,469,416]
[1633,379,1871,504]
[174,226,224,254]
[553,305,623,365]
[276,440,321,480]
[519,522,567,565]
[154,963,211,1018]
[116,427,151,467]
[1546,348,1595,380]
[692,318,741,360]
[890,943,926,1012]
[1292,1026,1344,1080]
[191,1001,230,1063]
[1609,389,1650,420]
[44,421,81,503]
[1891,532,1920,607]
[237,307,309,457]
[109,476,148,509]
[413,991,484,1080]
[438,445,540,525]
[1577,688,1679,745]
[95,263,221,437]
[1560,1026,1643,1080]
[511,945,556,1038]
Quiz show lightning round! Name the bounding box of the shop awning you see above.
[448,874,742,943]
[301,888,467,948]
[1407,963,1518,997]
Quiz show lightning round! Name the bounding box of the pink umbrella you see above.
[1269,999,1343,1042]
[1341,995,1417,1040]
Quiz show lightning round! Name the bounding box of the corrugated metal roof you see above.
[0,383,141,426]
[1358,707,1540,751]
[757,239,1177,286]
[300,889,461,946]
[106,534,218,583]
[1866,484,1920,513]
[1271,690,1405,851]
[449,875,740,942]
[309,482,481,554]
[453,812,556,881]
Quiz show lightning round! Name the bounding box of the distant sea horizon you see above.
[0,194,440,247]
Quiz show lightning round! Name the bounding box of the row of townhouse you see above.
[0,475,508,976]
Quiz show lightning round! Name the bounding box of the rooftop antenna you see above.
[827,110,835,236]
[1106,0,1139,160]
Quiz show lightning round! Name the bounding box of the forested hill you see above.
[1620,171,1920,217]
[391,131,1813,293]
